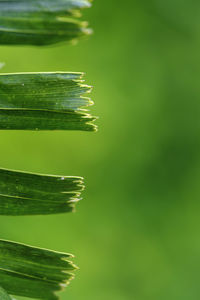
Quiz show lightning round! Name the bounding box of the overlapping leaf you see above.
[0,239,77,299]
[0,72,97,131]
[0,0,92,45]
[0,168,84,215]
[0,287,12,300]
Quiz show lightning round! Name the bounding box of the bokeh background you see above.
[1,0,200,299]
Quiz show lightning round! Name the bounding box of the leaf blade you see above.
[0,72,97,131]
[0,167,84,215]
[0,239,77,299]
[0,0,92,45]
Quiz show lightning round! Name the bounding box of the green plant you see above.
[0,0,92,45]
[0,240,78,299]
[0,0,96,299]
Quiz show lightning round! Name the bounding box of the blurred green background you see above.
[1,0,200,299]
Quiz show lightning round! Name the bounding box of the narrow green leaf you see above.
[0,0,92,45]
[0,72,92,110]
[0,168,84,215]
[0,239,77,299]
[0,287,12,300]
[0,72,97,131]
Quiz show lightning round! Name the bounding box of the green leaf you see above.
[0,168,84,215]
[0,0,92,45]
[0,72,97,131]
[0,239,77,299]
[0,287,12,300]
